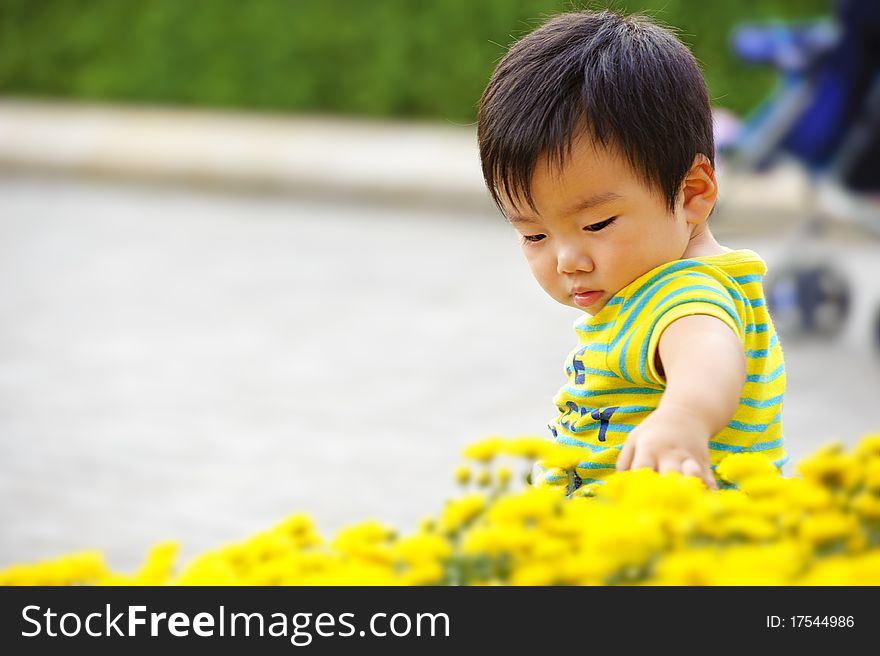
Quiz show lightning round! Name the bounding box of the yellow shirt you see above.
[536,249,787,492]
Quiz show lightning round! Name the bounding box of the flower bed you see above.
[3,434,880,585]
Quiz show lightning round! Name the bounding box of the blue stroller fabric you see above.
[733,0,880,191]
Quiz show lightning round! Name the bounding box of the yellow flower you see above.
[556,550,617,585]
[852,491,880,519]
[510,562,560,586]
[454,465,471,485]
[485,486,564,526]
[14,431,880,587]
[796,443,861,490]
[539,444,590,471]
[391,533,452,566]
[500,435,555,460]
[716,452,780,485]
[399,561,445,586]
[715,515,779,542]
[476,469,492,488]
[332,520,397,564]
[708,542,807,585]
[460,524,533,557]
[462,436,505,463]
[581,505,666,571]
[598,469,705,521]
[301,561,402,586]
[854,434,880,460]
[334,520,395,546]
[796,556,855,585]
[529,535,573,562]
[0,551,110,586]
[132,541,179,585]
[778,477,832,512]
[650,549,720,585]
[175,553,241,586]
[689,489,767,539]
[862,457,880,491]
[850,551,880,584]
[271,513,321,546]
[797,510,860,548]
[737,474,789,498]
[570,482,600,498]
[439,494,487,533]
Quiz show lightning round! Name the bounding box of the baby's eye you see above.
[521,234,546,244]
[584,217,617,232]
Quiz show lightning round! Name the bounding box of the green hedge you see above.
[0,0,828,121]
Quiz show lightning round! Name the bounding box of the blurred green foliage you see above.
[0,0,829,121]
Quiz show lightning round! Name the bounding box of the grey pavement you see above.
[1,100,879,572]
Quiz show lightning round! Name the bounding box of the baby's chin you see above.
[565,298,608,316]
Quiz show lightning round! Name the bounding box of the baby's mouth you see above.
[572,290,603,308]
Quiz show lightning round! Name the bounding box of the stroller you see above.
[723,0,880,348]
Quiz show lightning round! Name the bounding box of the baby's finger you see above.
[680,457,702,478]
[703,470,718,490]
[630,450,656,473]
[658,456,682,475]
[616,438,635,472]
[682,457,717,490]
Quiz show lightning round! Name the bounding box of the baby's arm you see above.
[615,314,746,488]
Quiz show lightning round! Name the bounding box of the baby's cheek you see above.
[531,268,565,304]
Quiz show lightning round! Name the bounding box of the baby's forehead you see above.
[499,139,661,217]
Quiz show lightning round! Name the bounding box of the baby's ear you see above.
[681,154,718,225]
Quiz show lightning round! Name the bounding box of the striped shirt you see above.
[536,249,787,492]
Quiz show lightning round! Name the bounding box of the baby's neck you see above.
[681,225,728,259]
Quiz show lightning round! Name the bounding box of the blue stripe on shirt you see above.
[740,393,784,409]
[560,404,655,415]
[575,320,616,333]
[555,435,625,451]
[576,461,618,470]
[727,412,782,432]
[623,261,708,311]
[746,334,779,358]
[618,329,637,383]
[746,364,785,383]
[708,438,785,452]
[734,274,763,284]
[561,385,663,397]
[559,420,635,435]
[613,276,735,350]
[581,367,618,378]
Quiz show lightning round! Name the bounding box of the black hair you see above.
[478,9,715,214]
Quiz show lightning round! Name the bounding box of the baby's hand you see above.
[615,404,717,489]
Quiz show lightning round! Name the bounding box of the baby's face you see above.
[500,136,692,315]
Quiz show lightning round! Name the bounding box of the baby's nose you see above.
[557,245,594,274]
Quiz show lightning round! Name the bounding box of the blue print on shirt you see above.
[572,350,586,384]
[590,407,618,442]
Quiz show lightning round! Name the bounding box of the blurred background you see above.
[1,0,878,571]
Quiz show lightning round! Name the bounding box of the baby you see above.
[477,10,787,493]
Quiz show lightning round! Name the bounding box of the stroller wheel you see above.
[766,264,850,338]
[875,306,880,354]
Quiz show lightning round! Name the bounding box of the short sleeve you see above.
[605,267,746,387]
